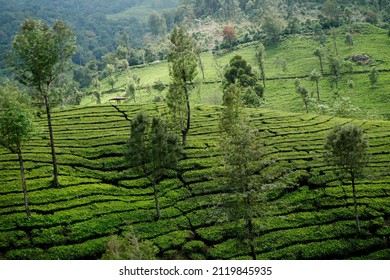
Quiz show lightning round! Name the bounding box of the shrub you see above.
[154,230,193,250]
[101,226,158,260]
[6,248,44,260]
[45,237,109,259]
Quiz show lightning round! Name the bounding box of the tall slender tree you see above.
[218,94,275,260]
[294,79,310,113]
[324,124,369,231]
[125,113,181,220]
[0,84,34,218]
[313,47,325,74]
[310,69,322,101]
[167,26,198,145]
[9,18,76,187]
[257,42,266,88]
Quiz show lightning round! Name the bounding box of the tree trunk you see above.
[351,174,360,231]
[43,93,59,188]
[319,57,324,74]
[182,86,191,146]
[246,217,256,260]
[152,180,161,220]
[260,65,266,88]
[198,54,205,80]
[17,148,31,218]
[304,98,309,113]
[316,80,320,101]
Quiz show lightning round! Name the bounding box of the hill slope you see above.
[91,23,390,120]
[0,104,389,259]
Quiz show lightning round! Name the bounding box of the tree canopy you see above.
[324,123,369,231]
[125,112,181,219]
[167,25,198,145]
[0,83,34,218]
[9,18,76,188]
[9,18,76,92]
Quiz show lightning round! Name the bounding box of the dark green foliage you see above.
[148,12,167,36]
[294,79,309,113]
[324,124,369,180]
[262,12,284,43]
[369,67,379,87]
[309,69,322,101]
[167,25,198,145]
[218,118,273,260]
[313,47,326,74]
[344,33,354,46]
[101,225,158,260]
[125,112,181,219]
[220,84,242,134]
[223,55,261,108]
[0,84,33,218]
[256,42,266,87]
[324,124,369,231]
[9,19,76,91]
[9,18,76,188]
[0,85,33,152]
[223,55,257,89]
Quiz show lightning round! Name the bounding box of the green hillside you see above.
[0,103,389,260]
[89,23,390,120]
[106,0,178,22]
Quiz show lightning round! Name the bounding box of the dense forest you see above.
[0,0,178,71]
[1,0,390,261]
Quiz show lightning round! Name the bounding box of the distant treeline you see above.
[0,0,179,69]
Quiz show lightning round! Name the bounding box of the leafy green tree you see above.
[328,54,353,93]
[324,124,369,231]
[309,69,322,101]
[218,100,275,259]
[220,84,242,135]
[224,55,257,89]
[328,54,342,92]
[313,47,326,74]
[125,113,181,220]
[330,28,339,55]
[262,12,284,43]
[125,82,136,103]
[294,79,309,113]
[152,80,166,94]
[91,75,102,104]
[108,76,117,91]
[322,0,340,20]
[224,55,261,108]
[256,42,266,88]
[274,57,288,73]
[0,84,34,218]
[217,85,278,259]
[220,123,262,260]
[369,67,379,87]
[344,32,354,47]
[167,26,198,145]
[331,97,360,118]
[148,12,167,36]
[101,225,158,260]
[9,18,76,188]
[152,80,166,100]
[314,24,327,46]
[105,64,116,90]
[344,7,353,24]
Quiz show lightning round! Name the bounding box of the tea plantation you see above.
[0,103,389,259]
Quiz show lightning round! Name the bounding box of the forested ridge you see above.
[0,0,390,260]
[0,0,178,71]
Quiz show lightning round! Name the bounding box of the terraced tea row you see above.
[0,104,389,259]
